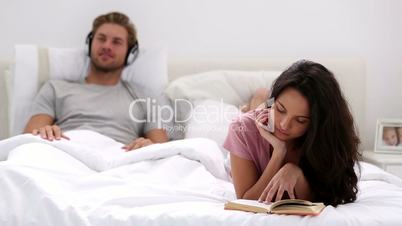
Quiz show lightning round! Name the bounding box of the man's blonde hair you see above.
[92,12,137,47]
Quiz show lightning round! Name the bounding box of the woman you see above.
[224,60,360,206]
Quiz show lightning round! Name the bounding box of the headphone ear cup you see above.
[85,32,93,57]
[125,42,139,65]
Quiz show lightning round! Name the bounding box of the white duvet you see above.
[0,130,402,226]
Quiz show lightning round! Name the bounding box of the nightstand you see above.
[362,150,402,178]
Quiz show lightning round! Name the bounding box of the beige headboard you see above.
[167,57,366,144]
[0,57,366,143]
[0,59,12,140]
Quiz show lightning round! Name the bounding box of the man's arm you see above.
[23,81,68,140]
[144,128,169,143]
[123,88,171,151]
[24,114,69,141]
[24,114,54,133]
[123,129,169,151]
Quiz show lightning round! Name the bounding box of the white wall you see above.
[1,0,401,150]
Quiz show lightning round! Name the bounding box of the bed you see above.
[1,47,402,226]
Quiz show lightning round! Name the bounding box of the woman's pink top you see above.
[223,109,272,175]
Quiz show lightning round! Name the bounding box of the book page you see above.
[271,202,325,216]
[270,199,314,209]
[225,199,325,216]
[225,199,273,213]
[232,199,273,208]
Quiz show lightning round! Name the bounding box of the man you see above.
[24,12,170,151]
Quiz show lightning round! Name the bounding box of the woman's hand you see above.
[123,137,153,151]
[255,108,286,152]
[258,163,302,202]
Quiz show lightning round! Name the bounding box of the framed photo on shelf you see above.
[374,119,402,153]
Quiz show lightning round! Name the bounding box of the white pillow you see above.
[165,70,281,106]
[165,70,281,140]
[47,47,88,82]
[184,99,241,158]
[10,45,168,135]
[123,47,168,92]
[47,46,168,90]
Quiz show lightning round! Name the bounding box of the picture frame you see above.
[374,119,402,154]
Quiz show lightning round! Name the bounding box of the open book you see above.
[224,199,325,216]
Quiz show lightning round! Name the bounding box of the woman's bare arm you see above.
[230,149,286,199]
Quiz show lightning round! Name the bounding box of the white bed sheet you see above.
[0,131,402,226]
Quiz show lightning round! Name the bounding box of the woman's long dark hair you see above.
[270,60,360,206]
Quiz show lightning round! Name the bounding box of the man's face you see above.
[90,23,129,72]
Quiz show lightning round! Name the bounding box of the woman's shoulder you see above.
[225,109,271,165]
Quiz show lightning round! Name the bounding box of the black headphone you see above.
[85,31,139,66]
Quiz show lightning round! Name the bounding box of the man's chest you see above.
[55,88,143,121]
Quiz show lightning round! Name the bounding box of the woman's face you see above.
[272,87,310,141]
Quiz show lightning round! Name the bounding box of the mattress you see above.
[0,130,402,226]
